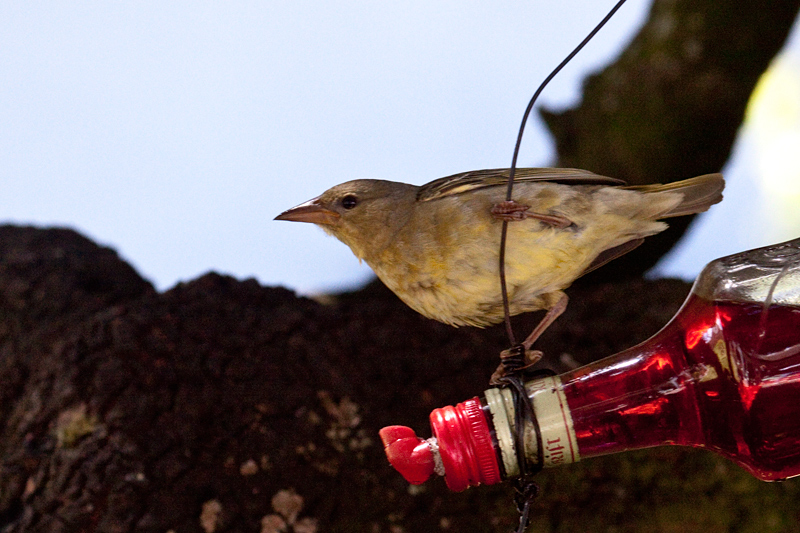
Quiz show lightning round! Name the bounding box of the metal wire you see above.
[496,2,630,531]
[499,0,629,348]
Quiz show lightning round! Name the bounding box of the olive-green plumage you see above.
[276,168,724,327]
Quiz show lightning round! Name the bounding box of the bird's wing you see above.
[417,167,626,202]
[579,238,645,277]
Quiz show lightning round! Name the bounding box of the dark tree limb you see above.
[542,0,800,277]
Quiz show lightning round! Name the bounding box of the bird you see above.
[276,167,724,357]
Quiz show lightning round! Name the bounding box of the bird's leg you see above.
[521,292,568,351]
[491,201,573,228]
[489,293,569,385]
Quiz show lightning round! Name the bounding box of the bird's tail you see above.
[623,173,725,218]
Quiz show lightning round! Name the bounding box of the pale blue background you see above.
[2,2,799,294]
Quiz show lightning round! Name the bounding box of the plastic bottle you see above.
[380,238,800,491]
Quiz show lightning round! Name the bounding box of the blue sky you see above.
[2,2,798,294]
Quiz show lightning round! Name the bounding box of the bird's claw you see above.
[491,200,531,221]
[490,346,544,385]
[491,201,574,227]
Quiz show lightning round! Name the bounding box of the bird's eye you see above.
[341,194,358,209]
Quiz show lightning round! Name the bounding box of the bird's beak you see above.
[274,197,341,225]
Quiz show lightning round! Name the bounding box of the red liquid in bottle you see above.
[562,294,800,480]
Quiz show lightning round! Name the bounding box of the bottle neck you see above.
[556,334,696,460]
[485,328,698,473]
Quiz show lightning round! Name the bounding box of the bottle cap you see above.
[379,397,501,492]
[430,397,502,491]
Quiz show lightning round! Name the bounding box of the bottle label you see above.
[485,376,580,475]
[526,376,580,467]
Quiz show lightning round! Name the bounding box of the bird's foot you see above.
[491,201,573,227]
[491,200,531,221]
[490,345,544,385]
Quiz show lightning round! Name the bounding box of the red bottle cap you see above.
[379,397,502,492]
[430,397,502,491]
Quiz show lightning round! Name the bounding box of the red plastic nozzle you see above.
[379,425,436,485]
[379,398,502,492]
